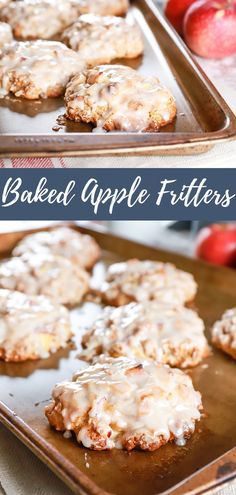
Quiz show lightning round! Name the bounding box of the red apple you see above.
[183,0,236,59]
[164,0,196,34]
[195,223,236,267]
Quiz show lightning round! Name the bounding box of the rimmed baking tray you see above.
[0,223,236,495]
[0,0,236,157]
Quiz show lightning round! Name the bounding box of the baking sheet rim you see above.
[0,0,236,156]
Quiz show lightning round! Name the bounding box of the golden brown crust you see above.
[65,65,177,132]
[102,292,133,306]
[0,0,81,40]
[0,22,12,49]
[101,259,197,307]
[81,302,209,368]
[0,41,84,100]
[77,0,129,16]
[61,14,143,67]
[5,75,65,99]
[106,342,210,368]
[213,340,236,360]
[13,227,101,270]
[0,253,90,306]
[0,341,72,362]
[212,308,236,361]
[46,400,66,431]
[45,404,193,451]
[0,289,73,362]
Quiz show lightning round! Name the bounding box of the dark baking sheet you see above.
[0,0,235,156]
[0,224,236,495]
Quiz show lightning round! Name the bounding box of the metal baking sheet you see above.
[0,0,235,156]
[0,223,236,495]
